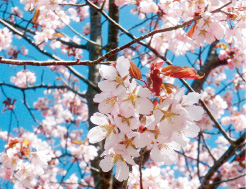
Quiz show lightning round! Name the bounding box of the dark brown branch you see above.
[101,0,120,187]
[192,42,227,92]
[86,2,103,189]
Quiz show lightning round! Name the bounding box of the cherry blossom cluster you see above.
[127,137,231,188]
[127,135,244,189]
[0,133,54,188]
[128,165,169,188]
[15,0,246,68]
[220,161,246,188]
[0,128,97,188]
[198,84,246,132]
[10,69,36,88]
[34,89,88,136]
[232,69,246,90]
[18,0,88,58]
[0,28,12,51]
[114,0,246,68]
[221,113,246,132]
[128,164,202,189]
[87,56,204,181]
[33,87,98,173]
[0,85,97,188]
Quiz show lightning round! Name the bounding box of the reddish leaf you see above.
[187,21,197,38]
[150,69,162,96]
[32,9,40,28]
[6,139,20,150]
[150,61,164,71]
[129,61,142,80]
[235,153,246,162]
[161,65,204,79]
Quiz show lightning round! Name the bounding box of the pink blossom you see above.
[114,0,131,7]
[139,1,158,14]
[78,6,89,21]
[11,7,23,18]
[0,28,12,51]
[83,23,91,35]
[154,98,188,138]
[33,97,49,111]
[99,149,135,182]
[87,113,118,149]
[68,8,80,22]
[119,80,153,118]
[150,141,180,165]
[21,46,28,55]
[10,69,36,87]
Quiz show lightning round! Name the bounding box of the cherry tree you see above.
[0,0,245,188]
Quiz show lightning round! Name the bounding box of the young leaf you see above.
[129,61,142,80]
[161,65,204,79]
[150,69,162,96]
[32,9,40,28]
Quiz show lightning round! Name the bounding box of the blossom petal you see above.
[116,56,130,78]
[87,126,107,143]
[98,98,118,114]
[99,155,115,172]
[138,86,152,98]
[184,122,200,138]
[93,92,109,103]
[119,101,135,118]
[98,80,118,92]
[182,92,201,105]
[115,160,129,181]
[150,145,177,165]
[100,65,118,80]
[90,113,108,125]
[185,106,204,121]
[105,132,118,149]
[136,98,153,115]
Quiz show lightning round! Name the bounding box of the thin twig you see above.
[201,133,217,162]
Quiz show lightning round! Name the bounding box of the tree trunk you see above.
[87,3,102,189]
[87,1,120,188]
[107,1,120,188]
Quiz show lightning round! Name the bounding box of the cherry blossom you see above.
[0,28,12,51]
[10,69,36,87]
[99,149,136,182]
[87,113,118,149]
[87,56,204,181]
[118,80,153,118]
